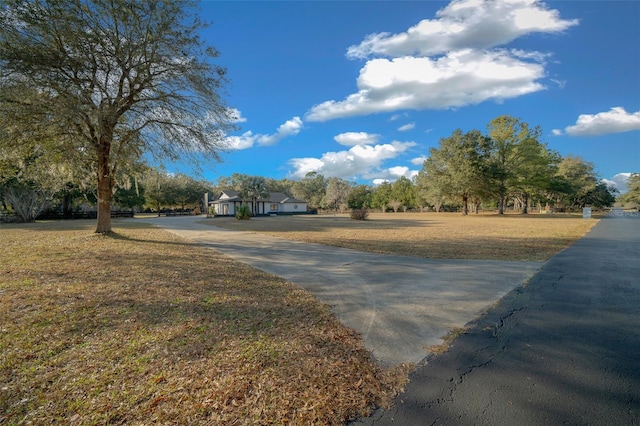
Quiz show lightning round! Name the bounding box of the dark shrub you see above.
[350,208,369,220]
[235,204,251,220]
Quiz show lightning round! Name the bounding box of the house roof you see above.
[209,190,240,204]
[281,197,306,204]
[210,191,307,205]
[219,190,240,198]
[265,192,306,204]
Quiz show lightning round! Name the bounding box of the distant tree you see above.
[236,175,269,215]
[292,172,326,209]
[324,177,352,211]
[142,167,174,214]
[423,129,489,215]
[371,181,393,212]
[415,169,447,212]
[0,0,234,233]
[486,116,543,214]
[265,178,296,196]
[388,199,403,213]
[173,174,210,211]
[508,139,559,214]
[0,137,82,219]
[618,173,640,208]
[584,181,617,209]
[113,175,145,213]
[555,156,598,210]
[391,176,416,211]
[213,175,235,194]
[347,184,373,209]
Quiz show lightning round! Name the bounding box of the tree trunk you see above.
[95,137,113,233]
[497,180,507,214]
[522,192,529,214]
[96,173,112,233]
[462,194,469,215]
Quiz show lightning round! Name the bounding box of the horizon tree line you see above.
[1,114,630,222]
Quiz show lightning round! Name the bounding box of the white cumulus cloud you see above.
[306,50,546,121]
[389,113,409,121]
[602,172,632,193]
[398,122,416,132]
[346,0,578,59]
[305,0,577,122]
[287,140,416,181]
[369,166,419,182]
[334,132,380,146]
[257,116,303,146]
[410,155,428,166]
[226,116,303,150]
[226,130,257,150]
[560,107,640,137]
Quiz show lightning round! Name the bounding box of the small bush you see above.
[350,208,369,220]
[236,204,251,220]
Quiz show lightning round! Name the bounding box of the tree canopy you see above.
[0,0,234,232]
[417,116,616,214]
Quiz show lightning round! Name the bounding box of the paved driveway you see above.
[140,215,543,366]
[353,215,640,425]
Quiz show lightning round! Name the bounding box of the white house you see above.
[208,190,309,216]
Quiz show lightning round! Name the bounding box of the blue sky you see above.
[173,0,640,192]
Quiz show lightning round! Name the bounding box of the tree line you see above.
[1,113,631,222]
[418,115,619,215]
[212,115,625,215]
[0,155,212,222]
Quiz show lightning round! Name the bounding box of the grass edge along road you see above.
[1,213,597,424]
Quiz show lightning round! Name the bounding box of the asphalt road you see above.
[352,215,640,426]
[140,215,542,366]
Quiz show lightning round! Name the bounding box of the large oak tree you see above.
[423,129,491,215]
[0,0,234,232]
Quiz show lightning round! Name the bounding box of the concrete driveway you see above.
[140,215,543,366]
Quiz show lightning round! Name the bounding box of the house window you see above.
[270,203,279,211]
[294,204,298,209]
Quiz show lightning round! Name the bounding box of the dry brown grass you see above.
[208,212,598,261]
[0,220,409,425]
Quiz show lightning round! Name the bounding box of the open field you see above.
[207,212,599,261]
[0,220,409,425]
